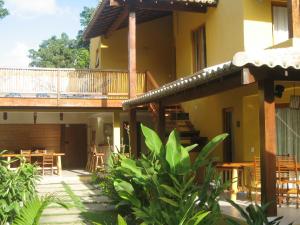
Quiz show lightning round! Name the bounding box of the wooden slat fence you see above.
[0,68,147,99]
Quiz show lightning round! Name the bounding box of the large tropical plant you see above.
[226,200,293,225]
[12,194,69,225]
[110,124,228,225]
[0,156,40,224]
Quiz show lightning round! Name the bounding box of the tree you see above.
[28,6,95,68]
[28,33,77,68]
[76,6,95,49]
[0,0,9,19]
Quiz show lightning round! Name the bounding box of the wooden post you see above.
[288,0,300,38]
[156,102,165,141]
[128,4,137,98]
[57,155,62,176]
[258,79,277,216]
[129,108,137,157]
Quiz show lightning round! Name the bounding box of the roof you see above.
[123,47,300,109]
[83,0,218,40]
[123,62,240,109]
[233,47,300,69]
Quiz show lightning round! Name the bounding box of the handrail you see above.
[145,70,159,91]
[0,68,146,100]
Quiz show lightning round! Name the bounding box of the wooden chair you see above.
[20,150,31,164]
[42,154,54,176]
[251,156,261,203]
[276,155,299,208]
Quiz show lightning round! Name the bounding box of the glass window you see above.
[192,26,206,72]
[272,5,289,44]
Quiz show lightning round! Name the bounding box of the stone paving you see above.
[37,170,114,225]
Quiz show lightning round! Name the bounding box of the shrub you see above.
[103,124,228,225]
[0,157,40,224]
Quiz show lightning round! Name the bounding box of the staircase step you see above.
[165,130,200,138]
[165,112,189,120]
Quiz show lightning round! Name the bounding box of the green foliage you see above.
[76,6,95,49]
[29,33,77,68]
[12,194,69,225]
[28,6,95,68]
[0,0,9,19]
[104,124,228,225]
[226,200,293,225]
[0,157,40,224]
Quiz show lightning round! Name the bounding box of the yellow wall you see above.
[243,0,273,50]
[89,37,101,69]
[173,0,244,77]
[90,16,175,86]
[172,0,282,161]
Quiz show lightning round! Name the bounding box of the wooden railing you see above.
[0,68,147,100]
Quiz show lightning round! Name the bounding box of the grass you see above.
[62,181,118,224]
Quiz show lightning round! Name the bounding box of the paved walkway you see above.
[37,170,115,225]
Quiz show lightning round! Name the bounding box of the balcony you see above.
[0,68,154,108]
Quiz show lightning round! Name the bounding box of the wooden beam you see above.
[288,0,300,38]
[156,102,165,141]
[128,5,137,99]
[258,79,277,217]
[105,6,129,38]
[0,98,124,108]
[110,0,121,6]
[129,108,138,156]
[136,1,208,12]
[242,67,256,85]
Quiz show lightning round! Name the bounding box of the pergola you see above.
[123,47,300,216]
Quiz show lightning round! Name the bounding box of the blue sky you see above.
[0,0,98,68]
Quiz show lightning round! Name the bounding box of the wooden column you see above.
[129,108,137,157]
[258,79,277,216]
[156,102,165,141]
[288,0,300,38]
[128,5,137,98]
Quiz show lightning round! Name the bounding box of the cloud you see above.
[6,0,72,18]
[0,42,31,68]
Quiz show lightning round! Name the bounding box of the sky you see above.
[0,0,98,68]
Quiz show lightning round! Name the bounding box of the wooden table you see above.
[216,162,255,200]
[0,153,65,175]
[215,162,300,200]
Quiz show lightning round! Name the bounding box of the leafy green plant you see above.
[226,200,293,225]
[12,194,69,225]
[0,157,40,224]
[109,124,228,225]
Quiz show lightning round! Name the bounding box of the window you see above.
[272,5,289,44]
[192,25,206,72]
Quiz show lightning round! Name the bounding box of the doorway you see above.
[223,108,234,162]
[61,124,87,169]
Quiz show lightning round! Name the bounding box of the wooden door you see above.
[223,108,234,162]
[61,124,87,169]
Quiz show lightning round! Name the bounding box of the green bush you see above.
[0,156,40,224]
[102,124,228,225]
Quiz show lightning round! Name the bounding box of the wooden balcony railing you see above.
[0,68,147,100]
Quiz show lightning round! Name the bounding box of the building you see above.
[84,0,300,217]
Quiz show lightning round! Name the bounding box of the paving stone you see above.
[40,214,85,224]
[36,170,114,224]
